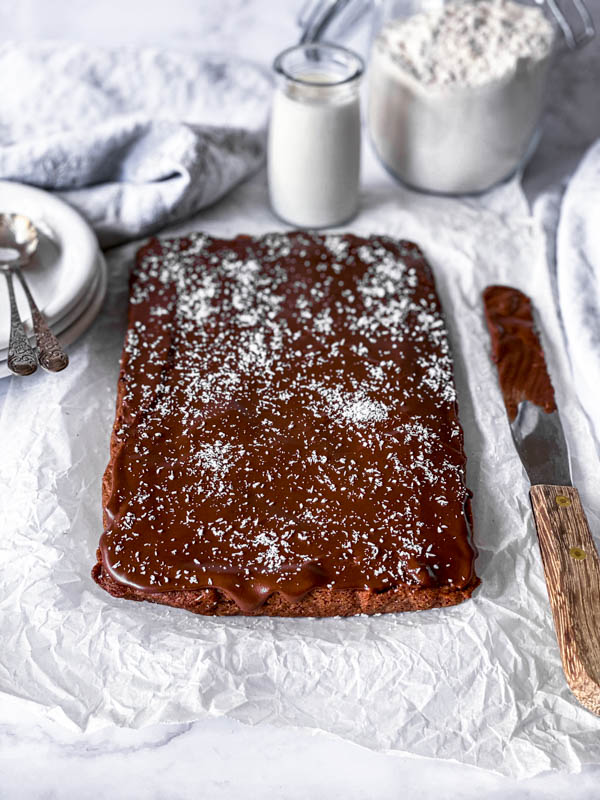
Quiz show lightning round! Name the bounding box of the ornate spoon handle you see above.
[4,270,37,376]
[15,268,68,372]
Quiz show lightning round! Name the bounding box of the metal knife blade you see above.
[510,403,572,487]
[482,284,569,486]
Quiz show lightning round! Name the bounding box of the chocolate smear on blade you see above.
[483,285,556,422]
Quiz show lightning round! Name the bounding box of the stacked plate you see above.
[0,182,107,378]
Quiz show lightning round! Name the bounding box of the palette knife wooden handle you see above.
[530,484,600,715]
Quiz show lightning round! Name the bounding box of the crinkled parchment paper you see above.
[2,149,600,778]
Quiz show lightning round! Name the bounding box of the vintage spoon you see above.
[0,216,37,376]
[0,214,69,373]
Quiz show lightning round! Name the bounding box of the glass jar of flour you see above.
[268,43,364,227]
[367,0,595,194]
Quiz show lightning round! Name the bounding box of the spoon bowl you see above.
[0,214,39,267]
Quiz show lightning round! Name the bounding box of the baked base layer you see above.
[92,555,479,617]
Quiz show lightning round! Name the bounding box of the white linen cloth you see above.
[2,26,600,780]
[556,140,600,455]
[0,43,271,246]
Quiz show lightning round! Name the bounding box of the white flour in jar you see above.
[368,0,556,194]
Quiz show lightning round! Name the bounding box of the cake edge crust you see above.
[92,549,479,617]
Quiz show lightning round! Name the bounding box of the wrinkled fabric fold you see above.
[0,43,271,246]
[556,139,600,455]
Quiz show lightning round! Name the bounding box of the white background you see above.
[2,1,600,797]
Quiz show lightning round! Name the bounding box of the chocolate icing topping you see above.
[100,232,476,612]
[483,285,557,421]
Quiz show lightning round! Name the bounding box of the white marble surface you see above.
[2,1,600,797]
[4,709,600,800]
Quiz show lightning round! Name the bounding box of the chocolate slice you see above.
[93,232,478,615]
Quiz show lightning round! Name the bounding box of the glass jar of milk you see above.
[268,43,364,228]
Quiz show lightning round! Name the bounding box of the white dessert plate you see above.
[0,181,99,352]
[0,251,108,379]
